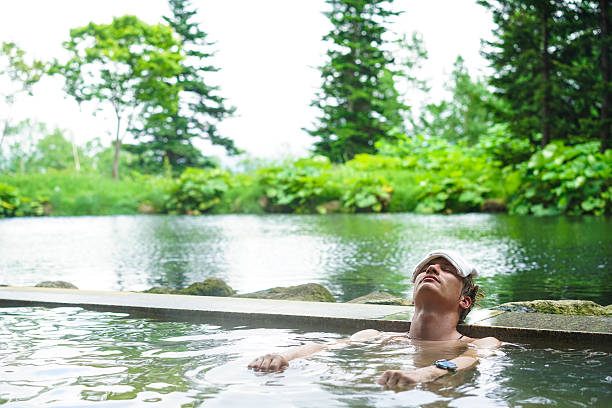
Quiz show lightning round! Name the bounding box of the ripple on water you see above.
[1,307,611,407]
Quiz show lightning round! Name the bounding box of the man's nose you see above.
[425,264,440,275]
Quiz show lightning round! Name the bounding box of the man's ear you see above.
[459,295,472,310]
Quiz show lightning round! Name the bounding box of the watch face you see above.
[435,360,457,371]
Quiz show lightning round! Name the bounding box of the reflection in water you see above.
[0,307,610,407]
[0,214,610,305]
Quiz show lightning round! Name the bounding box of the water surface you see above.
[1,307,610,407]
[0,214,610,306]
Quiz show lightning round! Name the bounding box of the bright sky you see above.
[0,0,494,163]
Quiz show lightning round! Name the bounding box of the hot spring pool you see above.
[1,307,610,407]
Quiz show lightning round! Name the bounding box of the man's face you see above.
[412,257,464,306]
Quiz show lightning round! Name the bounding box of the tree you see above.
[130,0,237,172]
[479,0,611,151]
[415,56,503,146]
[54,15,182,179]
[599,0,610,152]
[479,0,573,148]
[0,42,46,150]
[307,0,406,163]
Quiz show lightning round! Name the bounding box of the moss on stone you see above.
[142,286,179,294]
[347,291,411,306]
[493,300,612,316]
[235,283,335,302]
[35,281,78,289]
[179,278,235,297]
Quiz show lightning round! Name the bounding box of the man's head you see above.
[411,250,482,322]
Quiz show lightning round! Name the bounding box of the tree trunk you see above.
[601,0,610,152]
[112,115,121,180]
[541,14,551,147]
[71,134,80,173]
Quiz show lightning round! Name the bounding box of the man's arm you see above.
[248,329,381,372]
[377,336,501,387]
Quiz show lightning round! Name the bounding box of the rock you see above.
[347,291,411,306]
[492,300,612,316]
[257,195,269,210]
[35,281,78,289]
[143,286,178,294]
[235,283,335,302]
[316,200,341,214]
[179,278,235,297]
[137,202,156,214]
[480,198,507,213]
[42,203,53,216]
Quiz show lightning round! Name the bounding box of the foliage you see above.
[340,174,393,212]
[0,42,46,149]
[257,156,339,213]
[133,0,237,173]
[54,15,183,179]
[508,141,612,215]
[0,171,156,216]
[162,168,232,214]
[414,57,504,147]
[375,134,505,213]
[478,0,611,151]
[0,182,46,217]
[307,0,406,162]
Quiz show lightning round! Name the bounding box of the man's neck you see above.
[408,308,461,341]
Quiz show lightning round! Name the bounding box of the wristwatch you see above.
[434,359,457,372]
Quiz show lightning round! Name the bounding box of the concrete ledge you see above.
[1,287,610,349]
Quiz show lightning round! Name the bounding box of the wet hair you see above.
[459,275,484,323]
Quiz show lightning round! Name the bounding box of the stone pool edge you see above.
[1,287,610,348]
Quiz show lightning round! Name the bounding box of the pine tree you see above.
[307,0,406,163]
[479,0,570,148]
[479,0,611,151]
[132,0,237,172]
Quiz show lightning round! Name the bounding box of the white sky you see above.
[0,0,494,163]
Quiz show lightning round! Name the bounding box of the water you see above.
[1,307,610,407]
[1,214,611,306]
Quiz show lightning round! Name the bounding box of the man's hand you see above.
[377,366,444,387]
[248,353,289,372]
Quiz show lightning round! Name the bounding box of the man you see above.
[248,249,501,387]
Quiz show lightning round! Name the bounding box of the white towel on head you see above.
[411,249,478,282]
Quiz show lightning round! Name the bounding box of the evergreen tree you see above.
[480,0,611,151]
[307,0,406,163]
[479,0,570,148]
[132,0,237,172]
[416,57,502,146]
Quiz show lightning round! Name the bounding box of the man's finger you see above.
[261,357,273,371]
[248,357,262,369]
[388,372,399,387]
[377,371,390,385]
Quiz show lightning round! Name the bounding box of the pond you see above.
[0,214,611,307]
[1,307,610,407]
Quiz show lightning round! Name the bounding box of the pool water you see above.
[1,214,611,307]
[1,307,610,407]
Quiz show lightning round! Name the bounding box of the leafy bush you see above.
[0,182,46,217]
[163,168,231,214]
[374,135,504,213]
[508,142,612,215]
[257,156,340,213]
[340,174,393,212]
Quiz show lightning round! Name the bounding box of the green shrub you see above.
[340,174,393,213]
[508,142,612,215]
[257,156,340,213]
[375,135,504,214]
[163,168,231,214]
[0,182,46,217]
